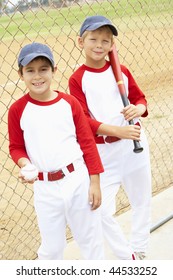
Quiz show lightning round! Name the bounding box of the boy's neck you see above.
[29,90,58,102]
[85,59,107,69]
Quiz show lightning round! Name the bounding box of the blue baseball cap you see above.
[80,15,118,37]
[18,42,55,67]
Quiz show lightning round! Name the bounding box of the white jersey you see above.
[8,91,103,174]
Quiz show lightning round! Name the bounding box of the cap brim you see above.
[19,53,54,67]
[108,25,118,36]
[80,23,118,36]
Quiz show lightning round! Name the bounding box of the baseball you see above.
[21,163,38,181]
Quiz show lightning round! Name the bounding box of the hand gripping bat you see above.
[108,44,143,153]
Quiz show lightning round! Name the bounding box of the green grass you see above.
[0,0,172,40]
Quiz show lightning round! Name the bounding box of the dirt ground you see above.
[0,25,173,259]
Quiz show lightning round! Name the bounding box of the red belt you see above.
[95,136,121,144]
[38,163,74,181]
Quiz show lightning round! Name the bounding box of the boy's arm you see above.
[18,157,31,168]
[69,95,104,175]
[69,75,102,136]
[121,65,148,117]
[8,101,30,164]
[121,104,147,122]
[8,103,38,184]
[97,123,141,140]
[69,96,103,210]
[69,74,141,141]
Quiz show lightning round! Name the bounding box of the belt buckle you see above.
[48,169,65,181]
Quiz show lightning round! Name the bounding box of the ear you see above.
[78,36,84,49]
[109,45,114,52]
[53,65,57,74]
[18,70,24,80]
[109,40,115,52]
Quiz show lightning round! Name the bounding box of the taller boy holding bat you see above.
[69,15,152,260]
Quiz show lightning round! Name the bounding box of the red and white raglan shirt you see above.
[69,61,148,141]
[8,91,103,175]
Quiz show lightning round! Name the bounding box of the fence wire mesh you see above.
[0,0,173,259]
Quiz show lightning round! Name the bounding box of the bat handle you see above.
[133,140,143,153]
[129,120,143,153]
[113,71,143,153]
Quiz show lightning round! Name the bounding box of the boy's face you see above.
[78,27,113,67]
[19,57,56,100]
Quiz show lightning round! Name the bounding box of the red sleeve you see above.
[64,94,104,175]
[69,67,102,136]
[8,96,30,164]
[121,65,148,117]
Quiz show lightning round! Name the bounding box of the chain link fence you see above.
[0,0,173,259]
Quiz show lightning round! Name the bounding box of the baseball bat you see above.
[108,44,143,153]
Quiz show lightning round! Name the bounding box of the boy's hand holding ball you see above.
[20,163,38,183]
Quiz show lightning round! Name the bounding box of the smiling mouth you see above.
[33,82,44,86]
[94,51,104,55]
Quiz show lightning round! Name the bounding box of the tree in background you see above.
[0,0,8,10]
[0,0,76,13]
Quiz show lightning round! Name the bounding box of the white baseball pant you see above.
[33,159,105,260]
[97,129,152,259]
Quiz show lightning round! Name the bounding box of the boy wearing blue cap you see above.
[8,42,105,260]
[69,15,152,260]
